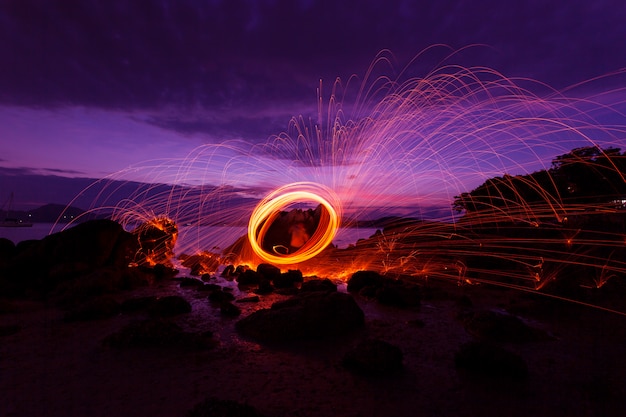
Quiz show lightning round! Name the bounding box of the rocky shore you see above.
[1,220,626,417]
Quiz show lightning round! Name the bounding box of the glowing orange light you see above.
[248,182,341,265]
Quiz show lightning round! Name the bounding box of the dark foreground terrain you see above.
[2,219,626,417]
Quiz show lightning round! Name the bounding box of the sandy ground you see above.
[2,278,626,417]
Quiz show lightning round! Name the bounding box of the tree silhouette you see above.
[453,146,626,215]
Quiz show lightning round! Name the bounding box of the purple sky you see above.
[1,0,626,211]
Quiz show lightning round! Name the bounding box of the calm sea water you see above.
[0,223,378,250]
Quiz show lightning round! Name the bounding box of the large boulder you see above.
[460,309,552,343]
[103,319,214,350]
[148,295,192,317]
[455,341,528,380]
[3,219,138,295]
[343,339,404,375]
[185,397,267,417]
[347,270,384,292]
[235,291,364,343]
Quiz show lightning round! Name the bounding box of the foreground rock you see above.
[148,295,192,317]
[1,219,139,297]
[455,341,529,380]
[103,319,214,350]
[347,270,421,308]
[186,397,268,417]
[343,339,404,375]
[235,291,364,343]
[460,309,553,343]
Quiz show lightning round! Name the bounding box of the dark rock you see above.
[375,281,420,307]
[150,263,179,280]
[221,264,235,278]
[220,301,242,317]
[236,291,364,343]
[455,341,529,380]
[52,266,152,305]
[120,296,157,313]
[148,295,191,317]
[103,319,214,350]
[300,278,337,293]
[200,273,213,282]
[0,324,21,337]
[272,269,303,289]
[408,318,426,328]
[64,295,121,321]
[343,339,404,375]
[195,283,222,292]
[0,238,16,268]
[253,279,274,295]
[208,290,235,303]
[4,219,138,295]
[178,277,204,288]
[237,269,262,286]
[347,270,384,292]
[461,310,552,343]
[185,397,267,417]
[257,263,281,281]
[274,287,299,296]
[179,252,220,276]
[236,295,260,303]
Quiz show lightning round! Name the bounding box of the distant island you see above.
[2,203,97,224]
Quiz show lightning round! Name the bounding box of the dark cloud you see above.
[1,0,624,112]
[143,111,294,141]
[0,165,86,176]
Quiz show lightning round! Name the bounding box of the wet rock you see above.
[347,270,384,292]
[150,263,179,280]
[195,283,223,292]
[64,295,121,321]
[300,278,337,293]
[236,295,260,303]
[253,279,274,295]
[4,219,138,296]
[348,271,420,308]
[178,277,204,288]
[272,269,303,289]
[120,296,157,313]
[53,266,152,304]
[237,269,262,286]
[185,397,267,417]
[375,281,420,307]
[103,319,214,350]
[461,309,552,343]
[220,301,242,317]
[455,341,529,380]
[235,291,364,343]
[343,339,404,375]
[221,264,236,278]
[208,290,235,303]
[256,263,281,281]
[0,324,21,337]
[0,237,16,267]
[179,252,220,276]
[148,295,192,317]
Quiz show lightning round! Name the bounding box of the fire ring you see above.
[248,182,341,264]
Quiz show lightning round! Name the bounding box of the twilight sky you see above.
[1,0,626,211]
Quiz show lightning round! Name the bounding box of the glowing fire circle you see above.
[248,182,342,265]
